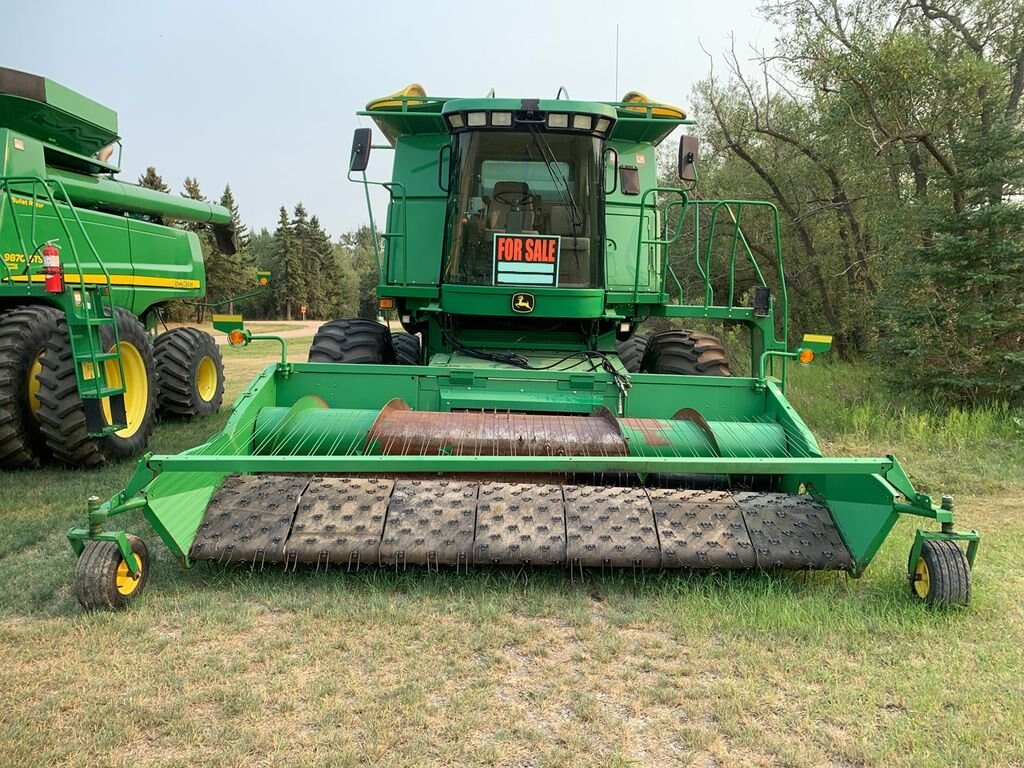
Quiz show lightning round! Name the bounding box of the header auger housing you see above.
[1,67,241,468]
[69,85,979,609]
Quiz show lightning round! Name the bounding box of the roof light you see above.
[448,113,464,128]
[547,113,569,128]
[491,111,512,127]
[467,112,487,127]
[572,114,592,130]
[595,117,610,133]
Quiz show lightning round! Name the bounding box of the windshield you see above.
[443,130,602,288]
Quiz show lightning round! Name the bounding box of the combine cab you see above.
[68,86,979,609]
[0,67,238,468]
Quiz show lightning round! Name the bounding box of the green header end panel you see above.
[385,134,448,286]
[0,68,118,157]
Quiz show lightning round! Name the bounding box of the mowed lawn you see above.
[1,337,1022,768]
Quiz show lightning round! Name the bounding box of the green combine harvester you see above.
[0,67,239,469]
[68,85,979,609]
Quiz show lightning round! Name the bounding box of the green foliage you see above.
[694,0,1024,402]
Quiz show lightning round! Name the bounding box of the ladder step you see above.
[76,351,121,362]
[80,387,126,399]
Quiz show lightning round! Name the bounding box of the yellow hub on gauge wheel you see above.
[100,341,148,438]
[196,355,218,402]
[115,554,144,596]
[913,557,930,599]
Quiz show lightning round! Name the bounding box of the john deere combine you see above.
[0,67,237,469]
[68,86,979,609]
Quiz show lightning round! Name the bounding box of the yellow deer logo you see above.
[512,292,535,313]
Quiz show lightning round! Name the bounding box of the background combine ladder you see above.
[0,176,127,434]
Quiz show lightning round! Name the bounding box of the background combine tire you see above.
[616,334,648,374]
[910,539,971,607]
[74,534,150,610]
[0,305,61,469]
[641,329,732,376]
[154,328,224,419]
[37,308,157,467]
[392,332,421,365]
[308,318,395,364]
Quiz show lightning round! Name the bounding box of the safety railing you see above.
[0,175,125,402]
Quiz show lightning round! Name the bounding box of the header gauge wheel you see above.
[74,535,150,610]
[910,539,971,607]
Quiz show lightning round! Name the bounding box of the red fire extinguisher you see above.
[41,241,63,294]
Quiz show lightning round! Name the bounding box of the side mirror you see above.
[350,128,372,173]
[677,135,699,182]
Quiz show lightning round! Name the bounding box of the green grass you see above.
[1,348,1022,767]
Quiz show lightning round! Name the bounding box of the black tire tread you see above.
[641,329,732,376]
[74,534,150,610]
[0,305,61,468]
[616,335,649,374]
[392,332,421,365]
[308,318,394,364]
[37,308,157,467]
[913,539,971,607]
[154,327,224,419]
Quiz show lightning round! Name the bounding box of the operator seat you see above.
[488,181,535,232]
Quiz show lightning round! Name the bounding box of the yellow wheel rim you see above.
[115,554,143,596]
[913,557,930,599]
[26,349,44,421]
[196,355,218,402]
[100,341,148,438]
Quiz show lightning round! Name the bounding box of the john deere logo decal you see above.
[512,292,535,313]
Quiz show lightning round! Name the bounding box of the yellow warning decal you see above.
[211,314,243,323]
[803,334,833,344]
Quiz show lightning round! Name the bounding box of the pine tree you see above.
[138,166,170,193]
[273,206,301,320]
[219,184,250,250]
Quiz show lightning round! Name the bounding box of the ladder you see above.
[0,176,127,434]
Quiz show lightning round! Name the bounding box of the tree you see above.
[138,166,170,193]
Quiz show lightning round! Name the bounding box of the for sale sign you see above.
[493,234,561,287]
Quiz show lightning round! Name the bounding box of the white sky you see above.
[7,0,773,237]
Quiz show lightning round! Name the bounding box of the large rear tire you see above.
[616,334,648,374]
[641,329,732,376]
[392,332,421,365]
[0,305,61,469]
[37,309,157,467]
[308,318,395,364]
[154,328,224,419]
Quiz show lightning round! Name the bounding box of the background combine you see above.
[0,67,237,469]
[67,85,979,609]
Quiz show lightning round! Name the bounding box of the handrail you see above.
[348,157,409,286]
[631,187,689,303]
[0,175,124,400]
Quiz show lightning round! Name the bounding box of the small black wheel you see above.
[641,329,732,376]
[0,305,61,468]
[910,539,971,607]
[616,334,648,374]
[74,534,150,610]
[392,332,421,365]
[308,318,395,364]
[37,308,157,467]
[154,327,224,419]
